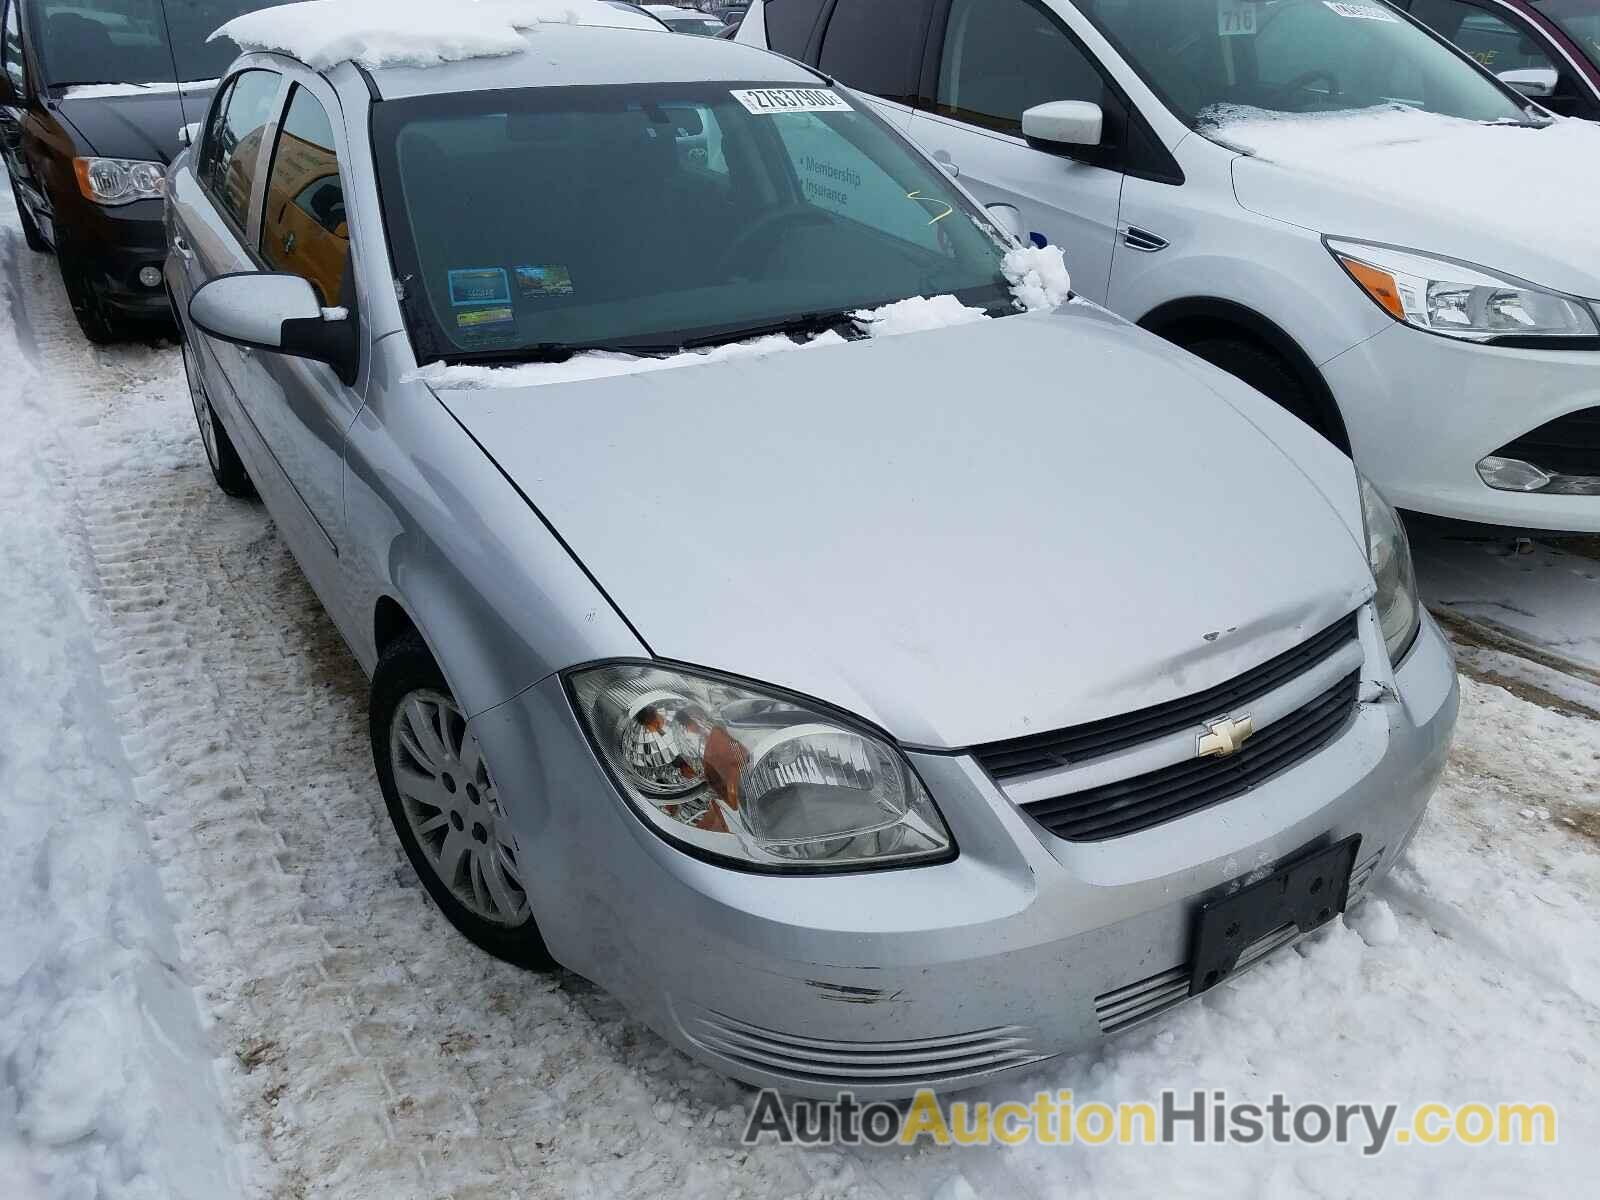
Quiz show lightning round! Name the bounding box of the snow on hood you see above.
[63,79,217,100]
[211,0,658,70]
[415,245,1075,390]
[1206,104,1600,295]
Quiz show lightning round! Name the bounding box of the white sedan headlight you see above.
[1328,239,1598,343]
[1358,475,1421,664]
[74,157,165,205]
[569,664,953,870]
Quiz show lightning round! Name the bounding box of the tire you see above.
[56,243,122,344]
[9,175,48,253]
[181,338,255,498]
[1182,335,1339,448]
[371,632,557,971]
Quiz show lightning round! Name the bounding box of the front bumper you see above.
[471,611,1458,1099]
[56,193,172,318]
[1323,323,1600,532]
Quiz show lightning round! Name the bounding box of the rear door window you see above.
[816,0,937,104]
[199,69,282,236]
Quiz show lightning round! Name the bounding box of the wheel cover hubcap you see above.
[390,690,529,926]
[183,342,220,472]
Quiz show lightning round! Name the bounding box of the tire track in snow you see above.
[10,232,861,1199]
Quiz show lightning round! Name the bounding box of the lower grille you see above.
[1494,407,1600,478]
[1095,966,1189,1034]
[685,1011,1045,1087]
[1024,671,1361,841]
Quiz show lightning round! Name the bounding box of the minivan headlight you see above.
[569,664,953,871]
[1328,239,1598,342]
[74,157,165,205]
[1358,475,1421,664]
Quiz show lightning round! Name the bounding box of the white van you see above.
[739,0,1600,531]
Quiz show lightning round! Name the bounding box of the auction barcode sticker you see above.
[731,88,854,115]
[1322,1,1399,20]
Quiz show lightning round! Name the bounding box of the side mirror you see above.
[986,202,1023,243]
[189,273,358,385]
[1021,100,1103,149]
[1498,67,1558,98]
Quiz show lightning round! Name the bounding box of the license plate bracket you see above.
[1189,834,1361,995]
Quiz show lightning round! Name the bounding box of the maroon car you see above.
[1402,0,1600,119]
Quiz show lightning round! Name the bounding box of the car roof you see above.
[357,23,817,99]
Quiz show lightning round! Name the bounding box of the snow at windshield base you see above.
[211,0,658,70]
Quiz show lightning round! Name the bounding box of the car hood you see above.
[1225,110,1600,298]
[436,309,1374,748]
[53,87,213,163]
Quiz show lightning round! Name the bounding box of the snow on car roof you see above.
[211,0,662,71]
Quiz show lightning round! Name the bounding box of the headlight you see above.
[1358,475,1421,665]
[568,664,953,871]
[1328,239,1598,343]
[73,157,165,206]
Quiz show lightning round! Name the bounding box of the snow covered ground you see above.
[1,182,1597,1198]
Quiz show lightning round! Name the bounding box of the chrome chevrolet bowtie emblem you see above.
[1197,715,1256,759]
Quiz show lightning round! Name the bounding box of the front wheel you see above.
[371,633,557,971]
[182,339,255,497]
[56,243,123,344]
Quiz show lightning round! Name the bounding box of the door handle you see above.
[172,234,194,260]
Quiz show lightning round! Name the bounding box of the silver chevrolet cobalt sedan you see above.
[167,7,1458,1097]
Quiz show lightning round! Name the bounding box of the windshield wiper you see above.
[446,341,669,366]
[675,310,867,351]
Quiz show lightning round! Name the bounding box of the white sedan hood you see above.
[438,309,1374,748]
[1224,108,1600,298]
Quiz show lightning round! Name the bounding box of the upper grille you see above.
[1023,670,1360,841]
[971,612,1359,782]
[1495,407,1600,479]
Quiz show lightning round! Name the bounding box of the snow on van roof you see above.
[211,0,659,71]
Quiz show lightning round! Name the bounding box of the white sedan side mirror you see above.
[1498,67,1558,99]
[1021,100,1104,149]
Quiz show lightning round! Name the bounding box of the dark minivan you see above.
[0,0,267,340]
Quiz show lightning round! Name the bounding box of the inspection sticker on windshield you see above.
[730,88,853,115]
[1217,0,1257,36]
[448,267,510,308]
[1322,1,1398,20]
[515,265,574,298]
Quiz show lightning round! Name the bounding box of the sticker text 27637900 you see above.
[730,88,854,115]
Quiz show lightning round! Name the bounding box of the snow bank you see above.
[212,0,656,70]
[0,192,240,1199]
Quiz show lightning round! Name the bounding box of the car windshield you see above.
[1076,0,1530,126]
[29,0,269,88]
[1538,0,1600,61]
[372,82,1015,361]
